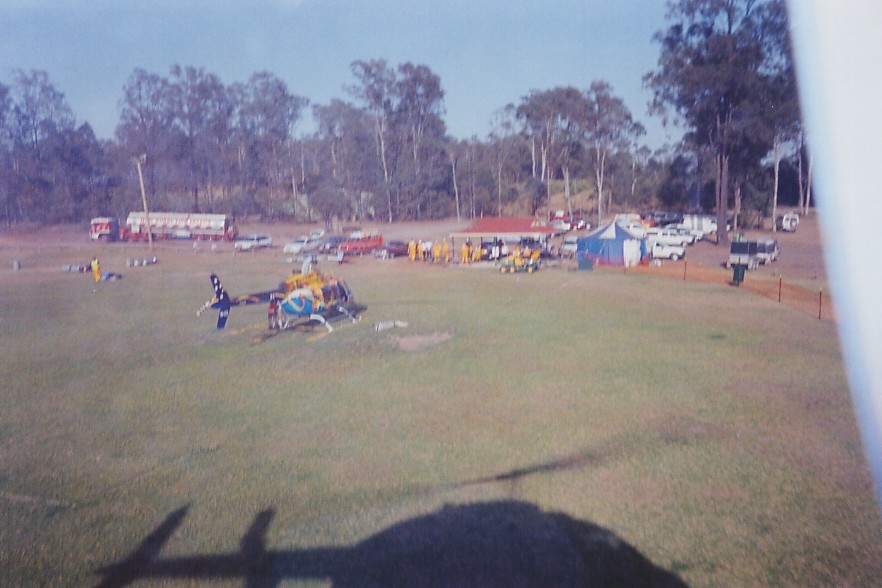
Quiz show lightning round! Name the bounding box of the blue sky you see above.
[1,0,676,148]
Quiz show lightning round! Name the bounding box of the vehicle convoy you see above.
[92,212,238,242]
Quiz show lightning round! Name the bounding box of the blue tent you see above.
[576,222,646,267]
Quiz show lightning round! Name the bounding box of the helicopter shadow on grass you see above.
[94,455,688,587]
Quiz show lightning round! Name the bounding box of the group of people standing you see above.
[406,238,539,266]
[407,239,453,264]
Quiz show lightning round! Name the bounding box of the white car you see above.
[234,234,272,251]
[644,228,691,247]
[651,241,686,261]
[560,235,579,257]
[662,225,697,244]
[283,235,319,255]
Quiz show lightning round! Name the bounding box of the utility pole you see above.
[135,154,153,251]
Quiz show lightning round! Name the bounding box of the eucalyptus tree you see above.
[348,59,396,221]
[116,68,178,199]
[754,0,800,228]
[167,65,230,212]
[233,71,307,217]
[394,63,445,175]
[582,81,637,222]
[311,98,378,220]
[646,0,783,243]
[488,105,530,217]
[7,70,79,222]
[0,82,12,224]
[515,88,567,182]
[391,63,448,219]
[347,59,448,221]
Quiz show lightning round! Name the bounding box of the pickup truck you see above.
[338,232,383,255]
[651,241,686,261]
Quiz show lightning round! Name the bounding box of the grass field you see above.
[1,243,880,587]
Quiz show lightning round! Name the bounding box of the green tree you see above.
[583,81,638,222]
[646,0,778,244]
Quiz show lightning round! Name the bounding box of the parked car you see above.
[317,235,347,254]
[726,240,760,270]
[643,210,683,227]
[374,240,409,259]
[651,241,686,261]
[775,212,799,232]
[661,225,697,244]
[339,231,383,255]
[283,235,320,255]
[548,210,587,231]
[234,234,272,251]
[644,228,691,247]
[560,235,580,257]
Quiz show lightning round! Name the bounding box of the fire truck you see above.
[89,217,120,241]
[91,213,238,242]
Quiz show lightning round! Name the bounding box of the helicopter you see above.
[198,259,360,333]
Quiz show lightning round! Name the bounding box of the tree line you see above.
[0,0,808,237]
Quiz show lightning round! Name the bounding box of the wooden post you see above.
[819,288,823,320]
[135,155,153,251]
[683,260,687,281]
[778,277,783,303]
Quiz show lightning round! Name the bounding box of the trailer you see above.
[118,212,238,241]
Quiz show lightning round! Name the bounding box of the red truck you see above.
[91,212,238,242]
[338,230,383,255]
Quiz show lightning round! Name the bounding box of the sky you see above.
[0,0,676,149]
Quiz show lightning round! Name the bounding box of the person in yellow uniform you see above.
[461,241,470,265]
[432,240,442,263]
[90,257,101,283]
[471,242,482,263]
[408,239,417,261]
[442,239,450,264]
